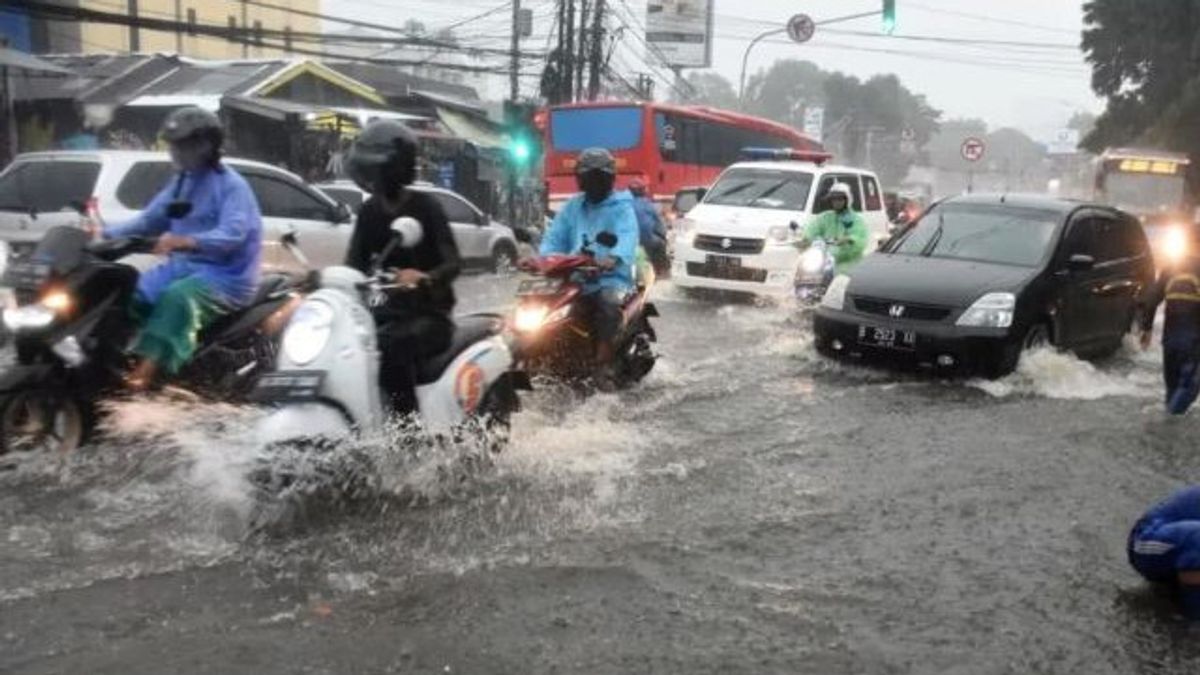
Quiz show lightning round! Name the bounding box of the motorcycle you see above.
[510,232,658,387]
[253,217,524,453]
[0,225,309,456]
[793,239,836,307]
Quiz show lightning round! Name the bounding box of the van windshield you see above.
[704,168,814,211]
[0,160,101,214]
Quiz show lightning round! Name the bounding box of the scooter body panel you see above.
[416,334,515,431]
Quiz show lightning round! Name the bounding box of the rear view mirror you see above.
[596,231,618,248]
[1068,253,1095,272]
[391,217,424,248]
[695,187,708,201]
[332,202,353,224]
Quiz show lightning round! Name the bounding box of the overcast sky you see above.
[331,0,1101,142]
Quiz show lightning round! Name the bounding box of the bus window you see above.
[550,106,643,151]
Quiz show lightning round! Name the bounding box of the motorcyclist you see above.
[1128,485,1200,619]
[343,119,462,414]
[800,182,869,275]
[1139,226,1200,414]
[538,147,639,381]
[93,106,263,390]
[628,178,668,273]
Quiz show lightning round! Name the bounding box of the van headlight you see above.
[767,225,792,245]
[821,274,851,310]
[956,292,1016,328]
[675,217,696,242]
[281,298,334,365]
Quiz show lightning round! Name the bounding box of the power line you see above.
[819,28,1080,50]
[904,1,1082,36]
[438,1,515,32]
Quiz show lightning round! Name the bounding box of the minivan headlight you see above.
[281,299,335,365]
[767,225,792,244]
[956,292,1016,328]
[821,274,851,310]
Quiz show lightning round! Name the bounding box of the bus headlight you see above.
[1161,225,1188,265]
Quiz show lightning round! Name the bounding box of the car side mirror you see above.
[695,187,708,201]
[332,202,353,224]
[789,221,799,233]
[1067,253,1095,272]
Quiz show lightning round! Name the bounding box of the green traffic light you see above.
[510,139,532,163]
[882,0,896,34]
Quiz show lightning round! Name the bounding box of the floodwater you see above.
[3,274,1200,674]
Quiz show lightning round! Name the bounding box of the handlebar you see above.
[86,236,155,260]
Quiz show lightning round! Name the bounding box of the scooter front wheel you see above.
[0,388,92,457]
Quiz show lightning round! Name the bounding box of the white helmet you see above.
[827,183,853,200]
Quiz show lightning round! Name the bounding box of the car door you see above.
[1090,212,1145,340]
[1055,211,1110,347]
[241,168,348,272]
[429,190,488,263]
[859,174,889,242]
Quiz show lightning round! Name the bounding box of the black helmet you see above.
[347,119,418,197]
[576,147,616,176]
[160,106,223,148]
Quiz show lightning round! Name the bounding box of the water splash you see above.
[969,347,1157,400]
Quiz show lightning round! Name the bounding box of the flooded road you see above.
[3,274,1200,674]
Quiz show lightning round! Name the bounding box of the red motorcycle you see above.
[510,243,658,386]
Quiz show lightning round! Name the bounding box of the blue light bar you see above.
[739,147,834,164]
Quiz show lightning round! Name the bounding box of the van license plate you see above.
[706,254,741,269]
[857,325,916,350]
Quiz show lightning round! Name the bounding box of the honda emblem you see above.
[721,238,732,250]
[889,304,905,318]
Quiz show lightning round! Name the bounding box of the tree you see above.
[1081,0,1200,189]
[743,59,826,127]
[677,71,739,111]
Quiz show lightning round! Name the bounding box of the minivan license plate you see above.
[858,325,916,350]
[706,254,741,269]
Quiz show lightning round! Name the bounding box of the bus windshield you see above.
[550,107,643,152]
[1103,172,1185,215]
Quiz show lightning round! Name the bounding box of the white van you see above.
[672,153,890,295]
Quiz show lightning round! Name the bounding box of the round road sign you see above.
[961,137,986,162]
[787,14,816,44]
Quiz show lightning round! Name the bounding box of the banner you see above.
[646,0,714,69]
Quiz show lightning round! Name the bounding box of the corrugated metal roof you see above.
[325,62,478,101]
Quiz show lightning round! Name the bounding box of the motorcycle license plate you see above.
[706,254,741,269]
[857,325,916,350]
[252,370,325,402]
[517,277,563,296]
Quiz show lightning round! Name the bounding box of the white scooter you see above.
[793,239,836,306]
[253,217,524,449]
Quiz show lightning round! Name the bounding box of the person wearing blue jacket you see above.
[539,147,639,378]
[95,107,263,389]
[628,178,668,274]
[1129,486,1200,619]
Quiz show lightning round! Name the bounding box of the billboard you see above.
[646,0,714,69]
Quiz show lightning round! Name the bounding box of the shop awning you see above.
[0,47,72,74]
[435,106,505,150]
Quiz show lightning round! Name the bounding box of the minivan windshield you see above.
[703,168,814,211]
[890,203,1060,267]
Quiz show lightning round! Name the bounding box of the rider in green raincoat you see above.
[800,182,869,275]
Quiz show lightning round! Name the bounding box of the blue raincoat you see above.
[540,190,639,294]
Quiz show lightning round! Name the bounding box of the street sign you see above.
[1047,128,1080,155]
[787,14,816,43]
[802,106,824,139]
[961,137,986,162]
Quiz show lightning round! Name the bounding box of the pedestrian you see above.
[1128,485,1200,619]
[1139,226,1200,414]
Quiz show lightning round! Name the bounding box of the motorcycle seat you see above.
[251,274,291,305]
[415,314,501,385]
[199,275,292,344]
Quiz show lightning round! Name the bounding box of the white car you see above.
[672,153,891,296]
[0,151,354,277]
[316,180,521,274]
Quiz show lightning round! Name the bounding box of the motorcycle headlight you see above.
[1161,225,1188,266]
[514,304,570,333]
[821,274,851,310]
[1,290,72,333]
[956,292,1016,328]
[800,246,825,274]
[281,298,334,365]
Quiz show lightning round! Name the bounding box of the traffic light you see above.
[503,101,542,171]
[882,0,896,35]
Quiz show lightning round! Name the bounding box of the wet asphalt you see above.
[2,273,1200,674]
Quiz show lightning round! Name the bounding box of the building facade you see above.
[19,0,320,58]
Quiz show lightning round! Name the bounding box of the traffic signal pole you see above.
[508,0,521,230]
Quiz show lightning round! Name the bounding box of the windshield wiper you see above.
[748,179,793,206]
[712,181,755,200]
[920,211,945,257]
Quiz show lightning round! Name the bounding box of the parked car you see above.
[0,151,354,277]
[672,150,891,296]
[813,194,1154,377]
[316,180,520,273]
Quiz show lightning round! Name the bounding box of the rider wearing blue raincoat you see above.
[99,107,262,388]
[540,147,639,375]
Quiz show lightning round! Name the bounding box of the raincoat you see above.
[540,190,639,294]
[803,209,869,274]
[1140,256,1200,414]
[1128,485,1200,618]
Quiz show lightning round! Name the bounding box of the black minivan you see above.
[813,194,1155,377]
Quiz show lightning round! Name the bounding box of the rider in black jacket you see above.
[344,120,462,413]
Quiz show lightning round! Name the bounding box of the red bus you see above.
[540,101,822,211]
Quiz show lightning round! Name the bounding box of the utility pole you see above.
[241,0,249,58]
[173,0,182,53]
[127,0,140,52]
[586,0,605,100]
[575,0,589,102]
[564,0,576,103]
[509,0,521,101]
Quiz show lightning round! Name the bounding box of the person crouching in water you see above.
[1129,486,1200,619]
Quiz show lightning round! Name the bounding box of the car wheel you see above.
[990,322,1051,379]
[1023,322,1051,351]
[491,242,518,275]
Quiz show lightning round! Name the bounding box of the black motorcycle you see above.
[0,226,304,456]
